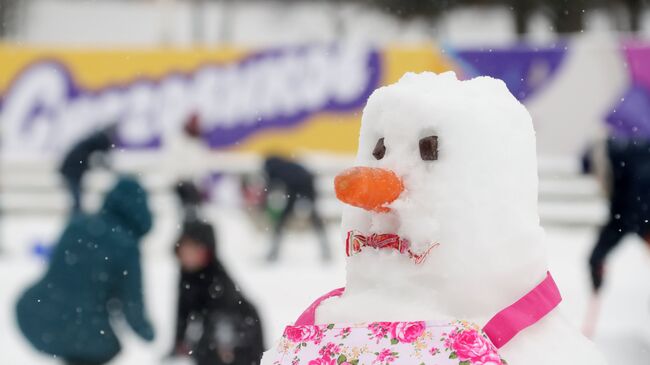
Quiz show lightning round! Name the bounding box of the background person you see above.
[15,176,155,365]
[263,156,331,263]
[171,221,265,365]
[587,85,650,293]
[171,182,264,365]
[59,125,117,213]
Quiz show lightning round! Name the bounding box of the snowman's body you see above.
[262,72,606,365]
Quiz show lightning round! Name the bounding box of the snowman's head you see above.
[336,72,546,308]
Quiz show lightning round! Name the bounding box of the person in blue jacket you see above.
[16,176,155,365]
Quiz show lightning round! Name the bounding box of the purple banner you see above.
[201,44,381,148]
[0,43,381,154]
[453,44,567,101]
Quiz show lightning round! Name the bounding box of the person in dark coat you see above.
[60,125,116,212]
[586,85,650,291]
[588,137,650,291]
[263,156,330,262]
[176,179,205,222]
[16,177,155,365]
[171,220,264,365]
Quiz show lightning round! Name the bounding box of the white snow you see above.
[3,73,648,364]
[320,72,547,321]
[0,207,347,364]
[1,207,650,363]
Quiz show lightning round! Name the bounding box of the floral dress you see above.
[264,272,562,365]
[267,320,506,365]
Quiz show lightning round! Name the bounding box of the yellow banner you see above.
[0,43,455,156]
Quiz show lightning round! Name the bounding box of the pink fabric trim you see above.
[293,272,561,349]
[483,272,562,349]
[294,287,345,326]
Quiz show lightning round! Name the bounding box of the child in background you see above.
[171,213,264,365]
[16,177,155,365]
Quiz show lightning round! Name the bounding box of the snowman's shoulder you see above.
[500,311,607,365]
[312,292,347,324]
[296,287,345,326]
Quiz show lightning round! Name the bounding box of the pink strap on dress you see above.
[482,271,562,349]
[293,272,561,349]
[294,287,345,326]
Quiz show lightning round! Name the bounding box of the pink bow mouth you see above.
[345,231,439,264]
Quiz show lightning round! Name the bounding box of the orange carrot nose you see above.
[334,167,404,212]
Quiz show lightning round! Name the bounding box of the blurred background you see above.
[1,0,650,364]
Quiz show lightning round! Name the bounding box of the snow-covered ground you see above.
[1,207,649,364]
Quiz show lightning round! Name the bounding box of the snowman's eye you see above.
[419,135,438,161]
[372,138,386,160]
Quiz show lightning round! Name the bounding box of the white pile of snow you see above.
[322,72,546,322]
[306,72,607,364]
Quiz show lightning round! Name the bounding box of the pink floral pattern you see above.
[269,321,506,365]
[336,327,351,339]
[374,348,398,364]
[308,357,336,365]
[442,321,507,365]
[391,321,426,343]
[368,322,392,343]
[285,325,323,344]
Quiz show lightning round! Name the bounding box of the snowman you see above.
[262,72,606,365]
